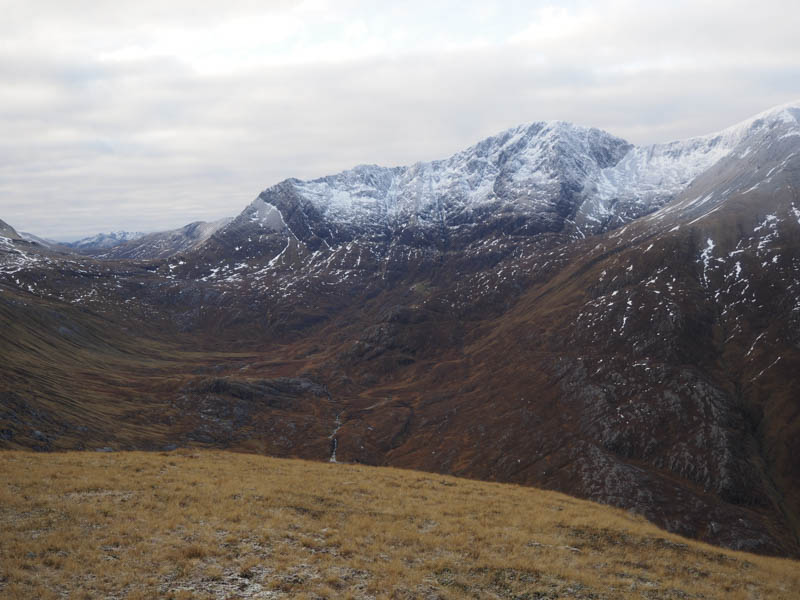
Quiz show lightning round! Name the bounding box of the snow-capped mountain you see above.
[254,122,632,246]
[230,102,799,251]
[67,231,146,253]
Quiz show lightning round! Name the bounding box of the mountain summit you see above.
[219,101,798,252]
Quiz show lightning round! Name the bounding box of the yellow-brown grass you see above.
[0,451,797,599]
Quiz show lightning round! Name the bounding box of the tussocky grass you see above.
[0,450,798,599]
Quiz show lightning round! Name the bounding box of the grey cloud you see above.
[1,1,799,239]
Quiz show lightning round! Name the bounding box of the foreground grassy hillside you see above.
[0,452,797,599]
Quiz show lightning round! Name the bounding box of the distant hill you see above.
[89,218,233,259]
[0,218,21,239]
[66,230,146,253]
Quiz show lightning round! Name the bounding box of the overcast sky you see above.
[2,0,799,240]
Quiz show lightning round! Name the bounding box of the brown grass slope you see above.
[1,450,798,600]
[0,286,334,456]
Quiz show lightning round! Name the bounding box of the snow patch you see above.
[699,238,715,287]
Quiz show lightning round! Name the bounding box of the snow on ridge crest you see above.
[69,230,146,249]
[288,120,631,228]
[589,102,800,215]
[722,100,800,136]
[256,101,800,233]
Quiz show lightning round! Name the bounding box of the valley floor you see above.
[0,451,797,599]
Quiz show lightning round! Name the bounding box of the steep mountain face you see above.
[261,122,631,245]
[2,102,800,556]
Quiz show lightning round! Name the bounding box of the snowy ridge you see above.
[68,231,146,251]
[587,137,740,223]
[287,121,631,231]
[583,102,800,229]
[254,101,800,238]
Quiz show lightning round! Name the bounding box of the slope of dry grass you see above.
[0,450,797,599]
